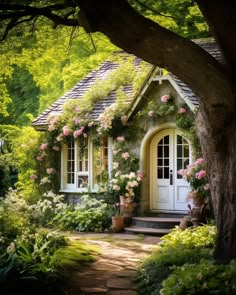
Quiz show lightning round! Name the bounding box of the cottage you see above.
[32,38,221,215]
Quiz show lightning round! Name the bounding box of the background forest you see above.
[0,0,209,198]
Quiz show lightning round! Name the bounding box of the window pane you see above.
[67,141,75,184]
[184,158,189,169]
[164,167,169,179]
[158,167,163,179]
[184,145,189,157]
[158,159,163,166]
[177,159,182,171]
[92,136,108,188]
[177,135,182,144]
[183,137,188,145]
[177,145,182,157]
[78,176,88,188]
[77,141,88,172]
[158,145,163,157]
[164,136,169,144]
[164,159,169,166]
[164,146,169,157]
[159,138,163,145]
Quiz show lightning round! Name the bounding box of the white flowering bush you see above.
[104,136,143,206]
[29,190,68,225]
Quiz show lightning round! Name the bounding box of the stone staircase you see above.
[124,211,187,236]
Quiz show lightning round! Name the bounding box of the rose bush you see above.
[178,158,210,202]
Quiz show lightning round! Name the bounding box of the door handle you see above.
[170,170,173,185]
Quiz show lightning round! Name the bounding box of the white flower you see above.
[7,242,15,253]
[113,185,121,191]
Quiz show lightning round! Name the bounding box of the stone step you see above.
[124,226,171,235]
[132,216,181,229]
[133,217,182,223]
[145,210,188,218]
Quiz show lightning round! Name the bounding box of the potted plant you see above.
[178,158,210,226]
[119,195,138,218]
[111,202,124,232]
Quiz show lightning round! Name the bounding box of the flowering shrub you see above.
[104,136,143,206]
[178,158,210,201]
[109,171,142,204]
[145,94,176,119]
[29,190,68,225]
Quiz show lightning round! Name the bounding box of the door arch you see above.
[150,129,191,211]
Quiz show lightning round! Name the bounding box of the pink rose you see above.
[36,155,43,161]
[73,129,83,138]
[195,158,204,166]
[74,118,80,125]
[46,168,55,174]
[204,183,210,190]
[52,146,60,151]
[179,108,186,113]
[117,136,125,142]
[161,94,170,103]
[148,110,154,117]
[122,152,130,160]
[177,169,185,176]
[30,175,38,181]
[137,171,144,179]
[62,126,71,136]
[40,143,48,150]
[195,170,206,179]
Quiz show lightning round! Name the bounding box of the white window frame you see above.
[60,136,112,193]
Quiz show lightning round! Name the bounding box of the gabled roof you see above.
[32,38,222,130]
[127,38,223,116]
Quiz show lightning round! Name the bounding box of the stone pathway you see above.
[64,233,160,295]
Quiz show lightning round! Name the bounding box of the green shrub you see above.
[136,225,217,295]
[159,224,216,249]
[160,260,236,295]
[136,247,212,295]
[52,194,111,232]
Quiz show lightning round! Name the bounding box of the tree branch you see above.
[77,0,233,110]
[0,3,79,40]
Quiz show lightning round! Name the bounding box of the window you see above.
[61,136,110,192]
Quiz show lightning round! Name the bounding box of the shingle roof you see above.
[32,58,142,130]
[32,38,222,130]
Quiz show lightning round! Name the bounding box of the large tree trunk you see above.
[196,98,236,263]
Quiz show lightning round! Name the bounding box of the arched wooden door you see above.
[150,129,191,211]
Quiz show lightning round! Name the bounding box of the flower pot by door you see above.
[112,216,124,232]
[120,202,137,218]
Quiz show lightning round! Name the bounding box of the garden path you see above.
[64,233,160,295]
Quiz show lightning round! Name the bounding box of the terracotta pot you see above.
[191,207,202,226]
[191,191,205,208]
[120,203,136,218]
[112,216,124,232]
